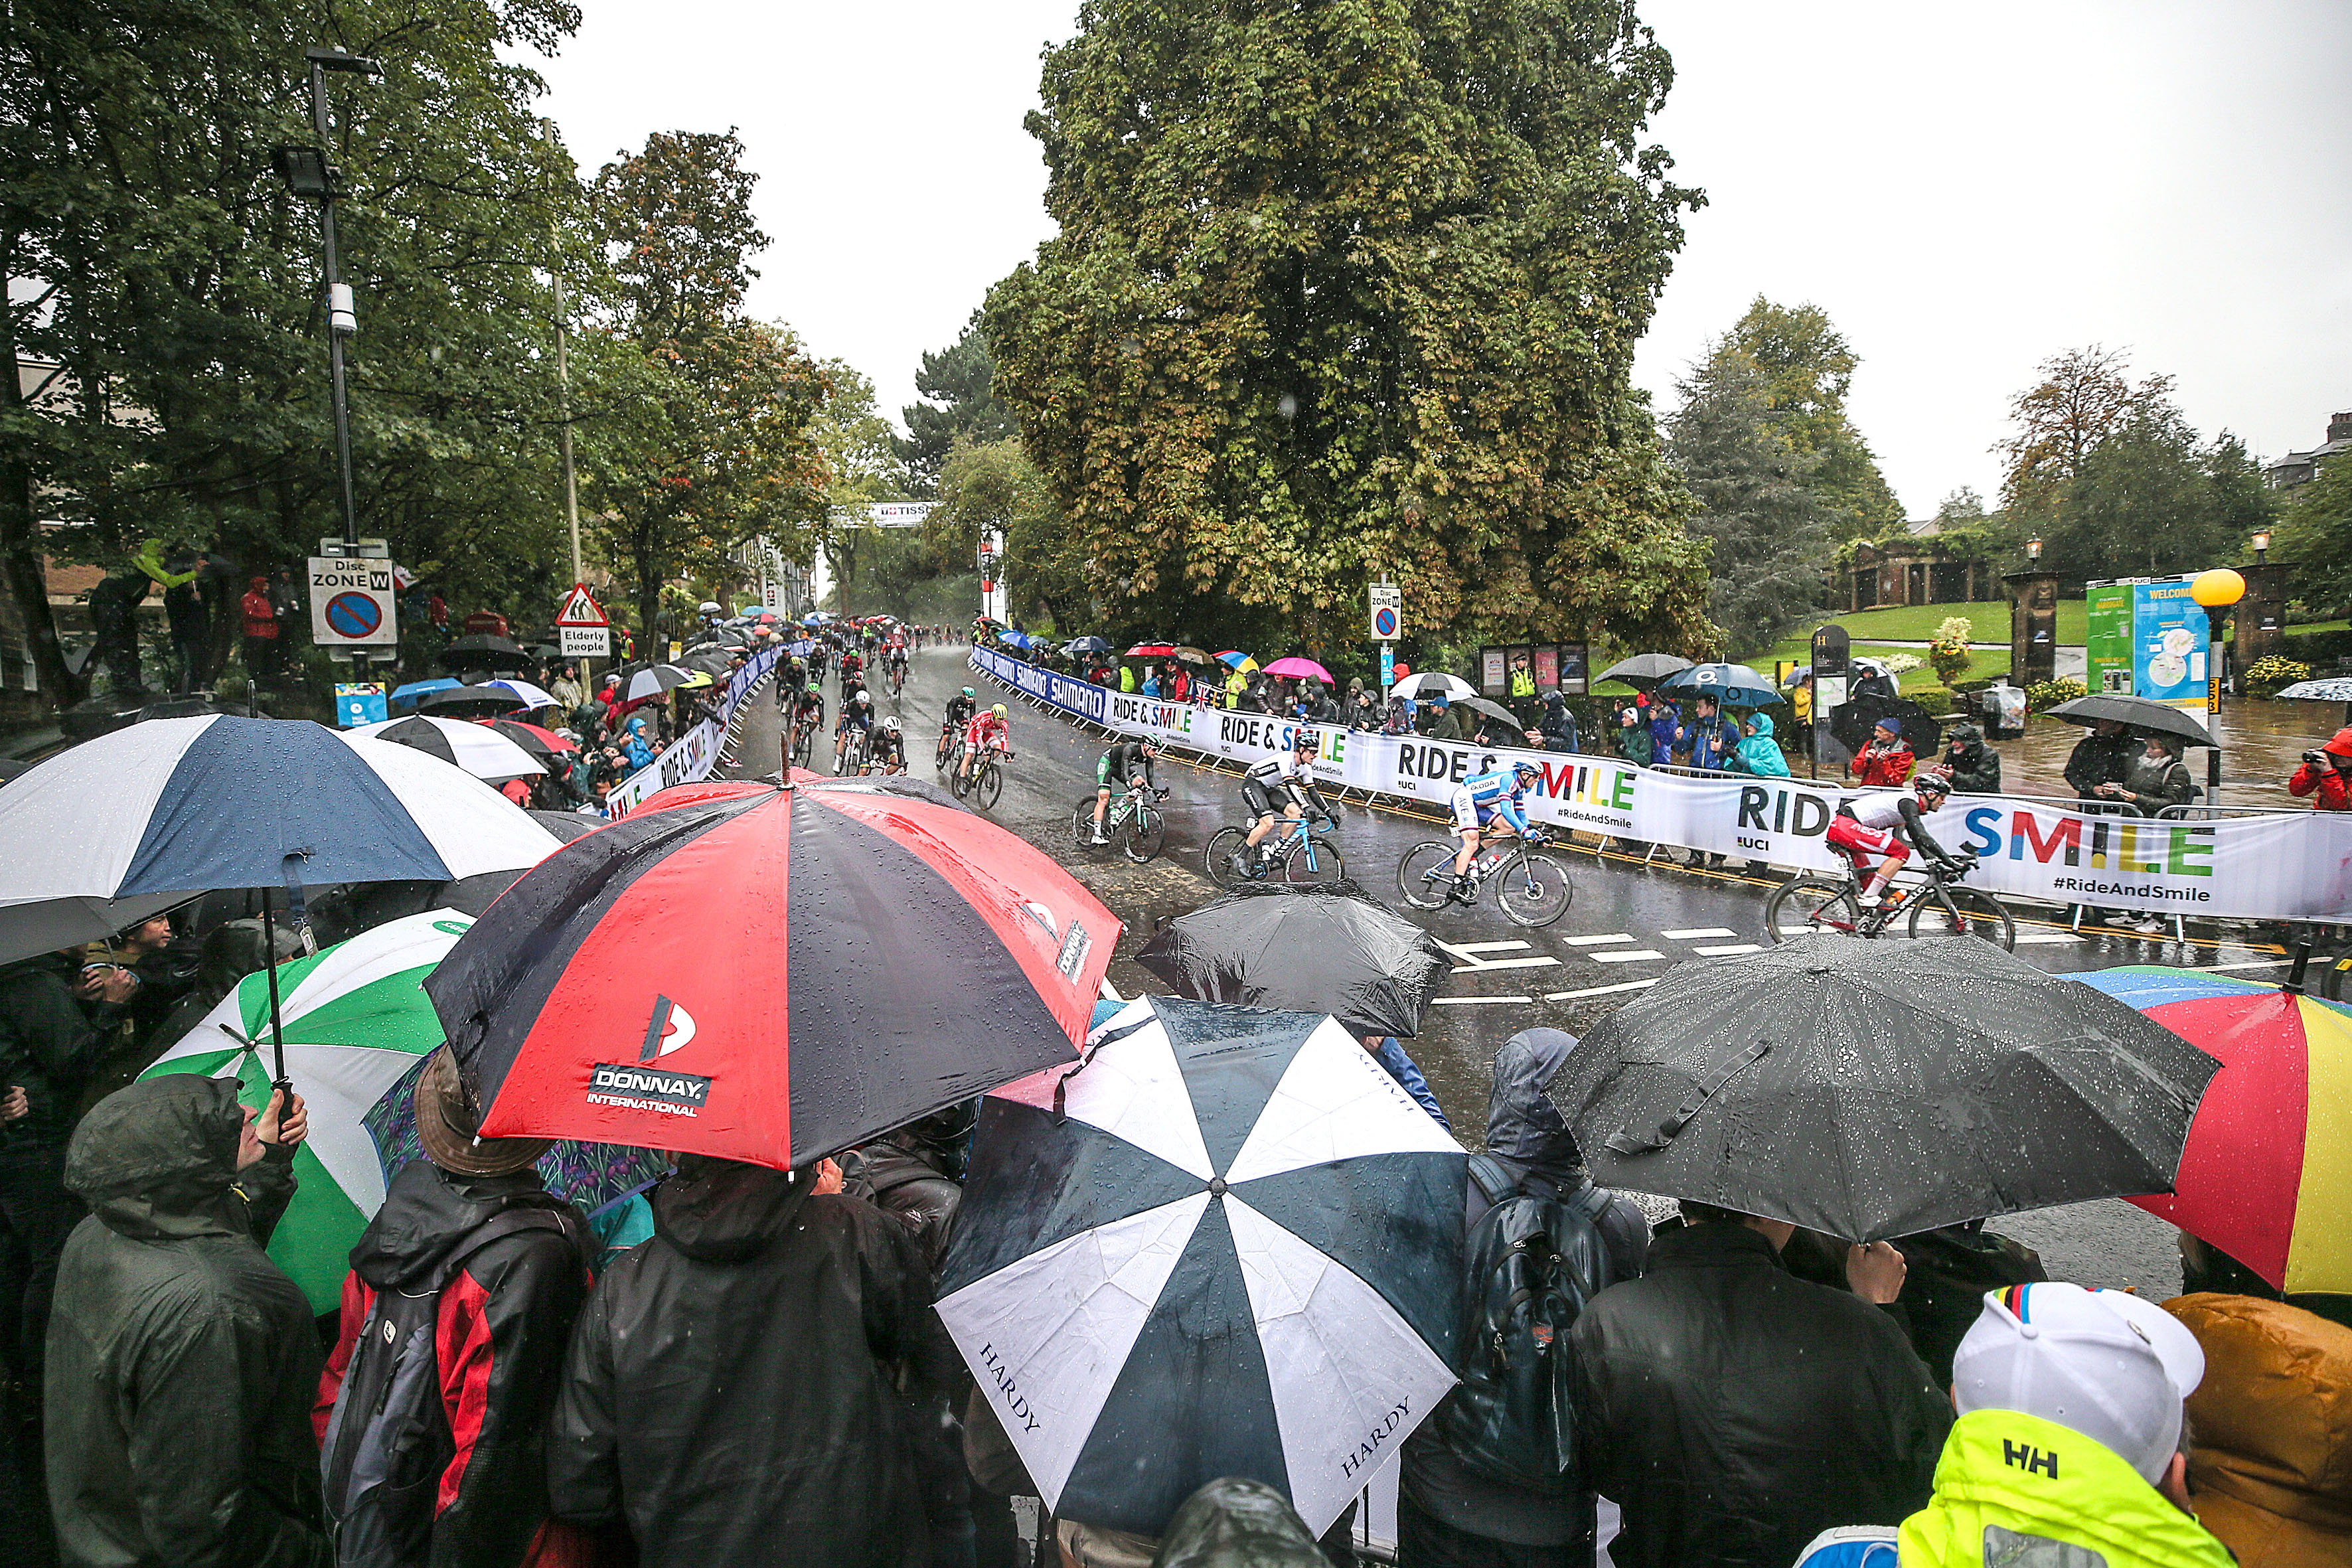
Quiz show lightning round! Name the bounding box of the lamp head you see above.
[270,145,333,197]
[2251,528,2272,555]
[2189,568,2246,609]
[2026,536,2043,562]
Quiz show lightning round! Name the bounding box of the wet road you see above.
[726,645,2281,1296]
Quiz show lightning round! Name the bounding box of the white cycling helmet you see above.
[882,716,900,733]
[856,690,871,707]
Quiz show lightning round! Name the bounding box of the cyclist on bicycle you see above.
[1445,757,1548,903]
[838,647,864,692]
[1092,738,1165,844]
[834,688,875,772]
[1826,767,1964,907]
[887,638,909,680]
[1231,731,1325,880]
[793,680,826,747]
[941,686,977,765]
[961,703,1012,788]
[864,714,907,776]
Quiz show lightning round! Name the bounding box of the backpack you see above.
[1437,1153,1615,1489]
[319,1207,580,1567]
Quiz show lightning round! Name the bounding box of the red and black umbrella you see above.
[477,718,577,761]
[423,777,1119,1171]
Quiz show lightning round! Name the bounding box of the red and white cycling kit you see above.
[1826,790,1911,864]
[965,714,1010,753]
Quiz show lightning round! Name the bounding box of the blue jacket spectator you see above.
[1364,1036,1448,1131]
[1733,712,1792,777]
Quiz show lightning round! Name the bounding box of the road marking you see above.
[1449,940,1533,954]
[1433,937,1559,973]
[1450,957,1560,973]
[1661,927,1737,939]
[2012,933,2085,945]
[1693,943,1761,956]
[1433,994,1534,1005]
[1590,949,1667,964]
[1563,933,1636,946]
[1544,979,1661,1000]
[2203,959,2296,971]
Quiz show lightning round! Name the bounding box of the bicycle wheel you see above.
[949,761,971,799]
[1908,887,2016,949]
[1204,826,1251,889]
[1283,834,1346,885]
[1122,805,1165,864]
[1395,842,1460,911]
[2321,949,2351,1004]
[974,758,1002,809]
[1495,850,1574,927]
[1070,797,1105,850]
[1764,875,1861,943]
[934,734,951,771]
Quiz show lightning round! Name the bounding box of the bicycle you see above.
[954,744,1007,809]
[1072,781,1168,864]
[890,661,907,701]
[835,728,869,777]
[1204,811,1346,889]
[1395,831,1573,927]
[1762,848,2015,950]
[935,725,961,771]
[789,714,819,770]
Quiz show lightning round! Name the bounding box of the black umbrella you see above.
[1549,935,2219,1241]
[438,633,533,674]
[1829,694,1941,758]
[2046,694,2215,748]
[526,809,601,843]
[1133,881,1449,1039]
[1456,695,1533,734]
[418,684,526,717]
[1593,653,1694,690]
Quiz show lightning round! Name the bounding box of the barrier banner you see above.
[608,647,785,818]
[974,648,2352,921]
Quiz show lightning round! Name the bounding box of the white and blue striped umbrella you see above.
[938,996,1464,1539]
[0,716,561,963]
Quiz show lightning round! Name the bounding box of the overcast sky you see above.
[536,0,2352,518]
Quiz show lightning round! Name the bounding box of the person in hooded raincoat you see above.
[546,1154,958,1568]
[1728,713,1791,778]
[1151,1477,1328,1568]
[44,1076,327,1568]
[1400,1030,1648,1568]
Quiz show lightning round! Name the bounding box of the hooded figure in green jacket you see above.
[44,1075,327,1568]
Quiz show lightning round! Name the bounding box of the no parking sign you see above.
[307,556,400,649]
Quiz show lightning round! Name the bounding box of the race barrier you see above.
[607,647,785,817]
[971,647,2352,923]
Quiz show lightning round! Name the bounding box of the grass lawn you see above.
[1816,599,2088,645]
[1751,637,1978,698]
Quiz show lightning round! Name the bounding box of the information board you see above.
[308,558,400,649]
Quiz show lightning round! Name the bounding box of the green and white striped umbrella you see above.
[143,908,473,1311]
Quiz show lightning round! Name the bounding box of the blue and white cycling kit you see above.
[1449,768,1531,835]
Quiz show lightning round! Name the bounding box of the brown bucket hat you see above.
[414,1046,553,1178]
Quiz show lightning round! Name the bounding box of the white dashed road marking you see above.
[1544,979,1662,1001]
[1433,994,1534,1005]
[1563,933,1637,946]
[1590,949,1667,964]
[1661,927,1738,939]
[1693,943,1762,956]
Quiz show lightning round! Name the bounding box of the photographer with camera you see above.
[2289,727,2352,811]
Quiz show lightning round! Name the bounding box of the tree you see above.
[2274,457,2352,613]
[1715,297,1901,530]
[1664,353,1832,655]
[984,0,1715,657]
[929,436,1093,632]
[1994,345,2173,514]
[801,358,909,617]
[896,313,1012,495]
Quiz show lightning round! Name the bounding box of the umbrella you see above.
[2067,965,2352,1294]
[1065,636,1113,654]
[1132,881,1448,1038]
[935,996,1462,1537]
[349,716,546,782]
[680,653,735,678]
[612,664,693,703]
[1550,935,2220,1241]
[2274,678,2352,703]
[1660,661,1780,709]
[0,716,558,970]
[1829,694,1941,757]
[479,719,577,761]
[2046,693,2216,748]
[1126,643,1177,658]
[674,670,714,691]
[390,678,463,706]
[1593,653,1694,690]
[526,809,601,843]
[1215,651,1257,670]
[485,678,558,711]
[419,684,528,716]
[425,778,1118,1170]
[1000,631,1039,651]
[1172,646,1215,665]
[1455,695,1533,735]
[1389,670,1475,701]
[438,633,533,674]
[1261,657,1333,683]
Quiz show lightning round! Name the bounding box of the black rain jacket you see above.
[547,1156,957,1568]
[0,951,114,1144]
[45,1075,327,1568]
[1569,1221,1950,1568]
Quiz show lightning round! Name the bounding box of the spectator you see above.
[1141,665,1162,699]
[550,662,587,714]
[1879,1220,2045,1389]
[1790,673,1814,753]
[1403,1030,1646,1568]
[1571,1203,1948,1568]
[1537,692,1578,753]
[315,1049,591,1568]
[238,576,280,682]
[1681,696,1741,771]
[1853,661,1899,702]
[548,1154,957,1568]
[2063,718,2133,805]
[2102,733,2195,818]
[86,560,153,696]
[1168,666,1191,704]
[1940,723,2001,794]
[2165,1291,2352,1567]
[1848,718,1915,787]
[1351,686,1381,731]
[1508,652,1538,724]
[1729,712,1791,777]
[2288,727,2352,811]
[1429,696,1466,742]
[1646,699,1682,766]
[46,1077,326,1568]
[1152,1477,1327,1568]
[1615,700,1654,765]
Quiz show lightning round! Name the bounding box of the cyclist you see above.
[834,688,875,773]
[792,680,826,755]
[1826,767,1965,907]
[864,714,907,776]
[941,686,978,766]
[961,703,1013,789]
[838,646,864,694]
[1230,730,1325,880]
[1092,738,1166,844]
[1445,756,1548,902]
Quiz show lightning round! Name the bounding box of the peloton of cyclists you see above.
[1229,730,1326,881]
[1092,738,1166,844]
[961,703,1013,789]
[1826,767,1964,907]
[1445,755,1550,903]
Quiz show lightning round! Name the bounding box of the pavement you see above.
[721,645,2294,1298]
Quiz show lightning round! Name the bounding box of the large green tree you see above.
[984,0,1715,658]
[2273,457,2352,615]
[1664,354,1832,655]
[1713,297,1901,530]
[896,313,1013,496]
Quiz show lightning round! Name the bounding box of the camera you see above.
[2306,751,2330,769]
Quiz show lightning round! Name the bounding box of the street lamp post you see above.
[2190,568,2246,809]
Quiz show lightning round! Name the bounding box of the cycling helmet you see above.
[992,704,1007,719]
[1294,729,1320,751]
[806,680,821,693]
[962,686,975,698]
[1514,758,1539,779]
[1915,768,1953,800]
[855,690,871,707]
[882,716,900,733]
[1138,738,1162,756]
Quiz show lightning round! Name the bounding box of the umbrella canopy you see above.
[2274,678,2352,703]
[2046,693,2216,747]
[1829,694,1941,757]
[1126,643,1177,657]
[680,653,734,678]
[480,719,576,761]
[1455,695,1531,734]
[1172,646,1215,665]
[1660,661,1780,708]
[1593,653,1694,690]
[1389,671,1475,701]
[1215,651,1257,670]
[1000,631,1040,651]
[612,663,693,703]
[937,996,1462,1537]
[419,684,527,716]
[485,678,558,711]
[1064,636,1113,654]
[426,777,1117,1170]
[0,717,558,964]
[1261,657,1333,683]
[350,715,545,781]
[2067,966,2352,1294]
[674,670,714,692]
[526,809,601,843]
[438,633,532,673]
[389,678,463,705]
[1550,935,2220,1241]
[1133,882,1448,1038]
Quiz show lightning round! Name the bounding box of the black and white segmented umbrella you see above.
[349,715,544,781]
[937,996,1463,1539]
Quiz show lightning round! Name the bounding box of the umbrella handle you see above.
[1606,1039,1772,1155]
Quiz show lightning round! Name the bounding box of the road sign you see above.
[555,582,607,627]
[1370,582,1401,641]
[560,626,609,658]
[307,557,400,648]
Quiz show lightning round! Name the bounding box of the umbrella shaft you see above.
[261,899,290,1089]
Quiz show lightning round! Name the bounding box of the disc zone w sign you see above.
[307,557,399,648]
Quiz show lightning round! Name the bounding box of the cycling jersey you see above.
[1244,752,1306,787]
[865,730,904,766]
[1449,768,1531,835]
[837,704,873,734]
[887,645,908,665]
[1830,791,1954,865]
[1098,742,1157,791]
[945,695,976,730]
[965,714,1009,749]
[795,695,826,726]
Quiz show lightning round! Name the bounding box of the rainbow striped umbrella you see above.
[2068,965,2352,1294]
